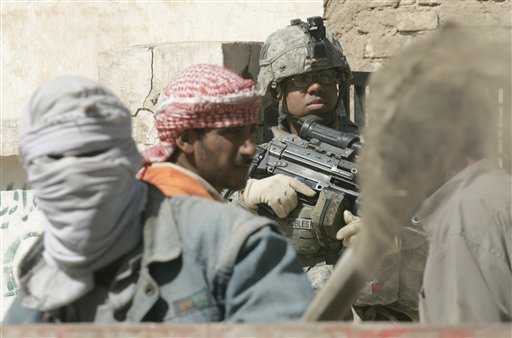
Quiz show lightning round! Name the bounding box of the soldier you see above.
[227,17,425,321]
[256,17,356,140]
[226,17,356,292]
[5,71,314,323]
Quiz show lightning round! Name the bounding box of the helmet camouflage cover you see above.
[257,17,352,96]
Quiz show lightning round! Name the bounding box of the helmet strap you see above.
[278,95,290,131]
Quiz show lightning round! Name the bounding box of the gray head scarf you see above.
[19,76,147,310]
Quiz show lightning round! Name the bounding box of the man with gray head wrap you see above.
[17,76,147,311]
[358,23,511,323]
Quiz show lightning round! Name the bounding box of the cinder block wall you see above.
[325,0,511,72]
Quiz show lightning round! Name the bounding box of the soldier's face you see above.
[283,69,338,119]
[193,125,257,191]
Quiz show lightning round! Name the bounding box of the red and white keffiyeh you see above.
[144,64,260,163]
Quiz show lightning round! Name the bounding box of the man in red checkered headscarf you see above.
[134,64,314,322]
[141,64,261,197]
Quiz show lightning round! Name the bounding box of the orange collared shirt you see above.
[139,164,218,200]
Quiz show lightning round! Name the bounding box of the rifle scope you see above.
[299,118,362,153]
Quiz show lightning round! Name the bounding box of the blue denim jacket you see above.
[8,185,313,323]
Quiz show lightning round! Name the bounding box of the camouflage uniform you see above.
[229,17,427,321]
[226,17,354,293]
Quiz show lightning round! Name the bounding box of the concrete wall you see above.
[98,41,262,148]
[1,1,323,186]
[325,0,512,72]
[3,323,511,338]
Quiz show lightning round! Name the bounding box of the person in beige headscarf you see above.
[354,22,511,323]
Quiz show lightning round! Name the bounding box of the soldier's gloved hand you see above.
[241,174,316,218]
[336,210,361,247]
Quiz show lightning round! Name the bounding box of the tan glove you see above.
[241,174,316,218]
[336,210,361,247]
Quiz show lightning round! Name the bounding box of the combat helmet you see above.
[257,17,353,133]
[258,16,352,99]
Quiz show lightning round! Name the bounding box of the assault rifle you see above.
[249,117,361,259]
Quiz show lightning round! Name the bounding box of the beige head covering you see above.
[19,76,147,310]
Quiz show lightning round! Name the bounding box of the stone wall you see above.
[325,0,511,72]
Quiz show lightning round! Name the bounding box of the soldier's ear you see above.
[175,130,196,155]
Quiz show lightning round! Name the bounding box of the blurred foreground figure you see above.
[360,23,511,323]
[6,72,312,323]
